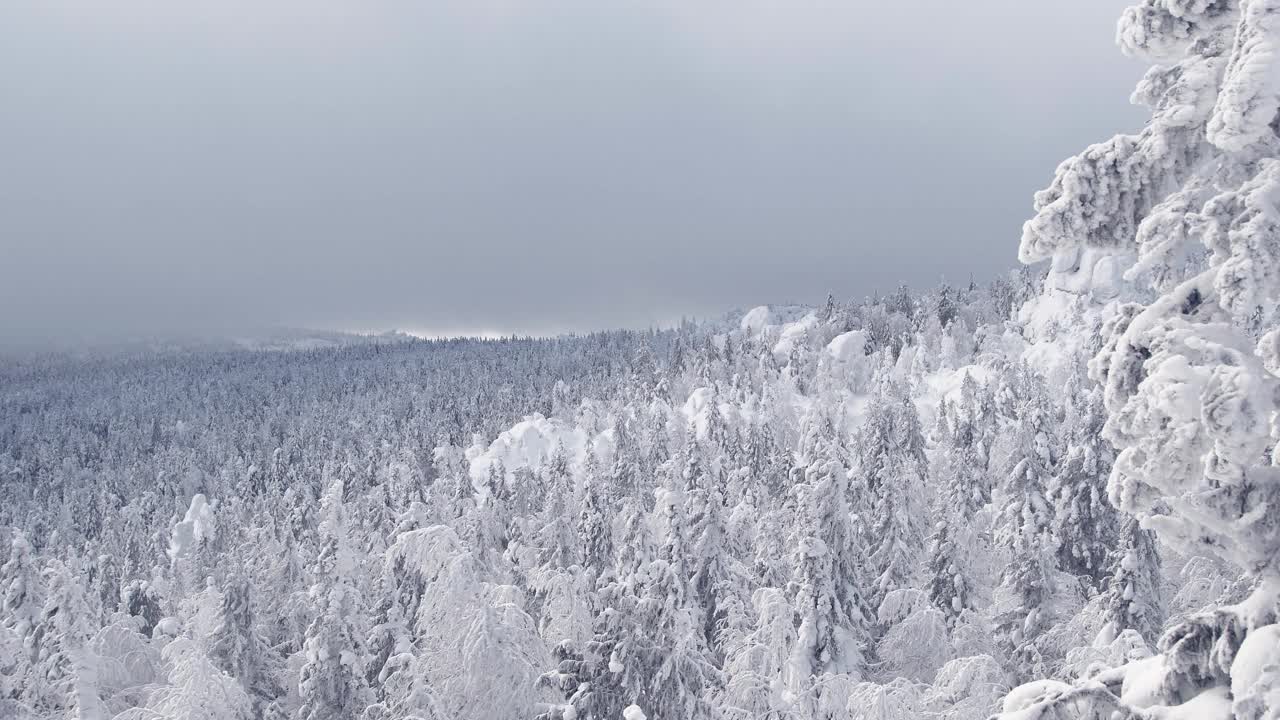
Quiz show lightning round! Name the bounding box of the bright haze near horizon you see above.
[0,0,1144,343]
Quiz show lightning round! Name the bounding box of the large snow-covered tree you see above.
[1000,0,1280,716]
[993,366,1058,682]
[856,384,928,605]
[24,559,101,719]
[787,411,872,699]
[1101,517,1164,646]
[1048,378,1121,589]
[295,477,371,720]
[208,573,281,714]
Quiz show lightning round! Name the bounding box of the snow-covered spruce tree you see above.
[121,578,166,638]
[628,555,721,720]
[1048,375,1121,590]
[90,552,123,623]
[744,420,788,503]
[209,573,281,714]
[369,524,471,719]
[999,1,1280,716]
[612,494,655,587]
[925,379,993,624]
[295,477,371,720]
[560,469,716,720]
[607,444,722,718]
[1101,517,1165,647]
[685,436,750,661]
[566,448,720,720]
[993,365,1058,682]
[1,531,41,656]
[787,411,872,702]
[23,559,101,719]
[856,383,927,606]
[534,638,590,720]
[533,441,578,571]
[578,467,612,577]
[462,587,544,720]
[715,587,800,720]
[925,511,971,627]
[608,415,642,508]
[550,583,636,720]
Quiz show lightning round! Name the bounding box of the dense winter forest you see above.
[5,1,1280,719]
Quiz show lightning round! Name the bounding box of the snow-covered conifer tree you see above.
[993,366,1058,681]
[925,378,994,627]
[209,573,280,714]
[1,531,41,652]
[857,385,927,604]
[533,441,578,571]
[24,559,101,718]
[1000,0,1280,714]
[787,412,871,694]
[295,477,370,720]
[1101,517,1164,647]
[686,437,749,659]
[118,636,252,720]
[715,587,800,720]
[578,469,612,577]
[1048,379,1119,588]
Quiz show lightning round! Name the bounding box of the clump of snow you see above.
[740,305,772,333]
[999,679,1071,714]
[681,387,752,440]
[151,616,181,639]
[772,313,819,359]
[466,414,613,498]
[1042,246,1130,301]
[1231,624,1280,718]
[168,493,215,563]
[877,588,929,626]
[826,330,867,363]
[922,365,989,407]
[622,704,645,720]
[1155,686,1232,720]
[912,364,989,430]
[1118,654,1168,710]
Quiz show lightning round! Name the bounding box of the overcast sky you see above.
[0,0,1146,340]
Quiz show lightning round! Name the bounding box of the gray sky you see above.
[0,0,1145,340]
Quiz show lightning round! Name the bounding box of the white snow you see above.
[152,616,181,639]
[772,313,819,359]
[826,330,867,363]
[740,305,772,333]
[1231,624,1280,713]
[681,386,753,440]
[167,493,215,563]
[998,679,1071,714]
[466,414,613,498]
[1118,654,1168,710]
[1147,686,1232,720]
